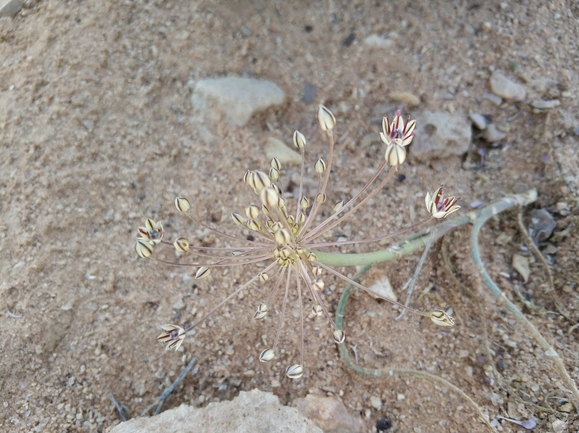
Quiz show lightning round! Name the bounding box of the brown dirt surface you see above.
[1,1,579,432]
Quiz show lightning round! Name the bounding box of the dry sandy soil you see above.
[1,1,579,432]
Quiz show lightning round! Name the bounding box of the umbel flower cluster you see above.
[135,107,459,379]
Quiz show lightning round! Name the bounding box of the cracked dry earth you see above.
[1,1,579,433]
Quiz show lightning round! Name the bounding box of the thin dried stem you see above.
[184,261,279,332]
[304,168,395,242]
[298,129,335,236]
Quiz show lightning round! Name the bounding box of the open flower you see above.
[138,218,164,244]
[136,108,455,379]
[380,110,416,167]
[425,185,461,219]
[157,324,186,351]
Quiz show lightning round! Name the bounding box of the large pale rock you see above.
[191,76,285,127]
[0,0,22,17]
[293,394,366,433]
[265,137,302,165]
[489,71,526,102]
[411,111,471,162]
[108,389,322,433]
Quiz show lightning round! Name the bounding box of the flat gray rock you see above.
[489,70,526,102]
[192,76,286,127]
[411,111,471,162]
[108,389,322,433]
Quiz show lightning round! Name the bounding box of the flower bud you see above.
[260,186,279,209]
[173,238,190,252]
[274,228,291,247]
[332,329,345,344]
[270,157,281,171]
[259,349,275,362]
[314,158,326,174]
[312,304,323,316]
[135,239,154,258]
[293,130,306,149]
[195,266,211,280]
[286,364,304,379]
[317,105,335,131]
[429,309,455,326]
[231,212,246,226]
[332,200,344,214]
[175,197,191,213]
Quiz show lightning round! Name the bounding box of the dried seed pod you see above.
[231,212,246,226]
[195,266,211,280]
[270,157,281,171]
[313,280,324,291]
[293,130,306,150]
[286,364,304,379]
[429,309,455,326]
[314,158,326,174]
[307,252,317,261]
[332,200,344,214]
[258,273,269,283]
[274,228,291,247]
[261,205,270,216]
[332,329,345,344]
[269,167,279,181]
[299,196,310,209]
[253,170,272,192]
[135,239,154,258]
[254,303,268,320]
[173,238,190,252]
[312,304,323,316]
[175,197,191,213]
[312,266,322,276]
[260,186,279,209]
[317,105,336,131]
[259,348,275,362]
[297,213,306,224]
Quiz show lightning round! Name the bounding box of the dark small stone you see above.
[304,25,313,32]
[302,83,316,104]
[376,417,392,431]
[397,174,406,182]
[342,32,356,47]
[497,359,505,371]
[247,235,255,241]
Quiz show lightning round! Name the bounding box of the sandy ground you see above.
[1,1,579,432]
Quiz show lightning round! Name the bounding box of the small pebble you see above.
[482,124,507,142]
[469,112,488,130]
[490,70,526,101]
[552,419,566,432]
[482,93,503,106]
[370,396,382,410]
[531,99,560,109]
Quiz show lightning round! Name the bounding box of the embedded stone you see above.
[109,389,322,433]
[489,71,526,102]
[293,394,365,433]
[411,111,471,161]
[192,76,285,127]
